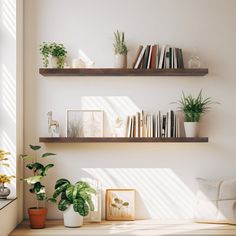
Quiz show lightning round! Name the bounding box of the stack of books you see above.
[132,45,184,69]
[126,110,182,138]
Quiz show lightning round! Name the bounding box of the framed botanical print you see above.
[106,189,135,221]
[66,110,104,137]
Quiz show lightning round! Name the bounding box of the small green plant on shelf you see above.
[50,178,96,216]
[113,30,128,55]
[177,90,214,122]
[40,42,67,68]
[21,145,55,206]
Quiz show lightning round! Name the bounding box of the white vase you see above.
[184,122,199,137]
[114,54,127,68]
[63,205,83,228]
[51,56,59,68]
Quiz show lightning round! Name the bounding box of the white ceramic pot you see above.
[184,122,199,137]
[51,56,59,68]
[63,205,83,228]
[114,54,127,68]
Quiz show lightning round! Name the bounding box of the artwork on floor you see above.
[106,189,135,221]
[66,110,104,137]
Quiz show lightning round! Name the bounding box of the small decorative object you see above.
[188,48,201,68]
[72,50,95,68]
[21,145,55,229]
[113,30,128,68]
[47,111,60,137]
[66,110,104,138]
[0,150,15,199]
[40,42,67,68]
[50,179,96,227]
[106,189,135,221]
[177,90,214,137]
[113,117,125,137]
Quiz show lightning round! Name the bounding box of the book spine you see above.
[151,45,157,69]
[134,46,146,69]
[132,45,143,69]
[142,45,150,69]
[147,45,153,69]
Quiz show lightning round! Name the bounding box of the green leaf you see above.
[53,182,70,199]
[55,178,71,190]
[37,193,46,201]
[41,164,54,176]
[58,199,70,211]
[25,176,43,184]
[73,197,89,216]
[29,145,41,151]
[66,185,74,203]
[48,198,57,203]
[123,202,129,206]
[41,153,56,158]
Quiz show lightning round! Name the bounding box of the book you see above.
[179,49,184,68]
[142,45,151,69]
[147,45,153,69]
[126,116,131,137]
[167,111,171,138]
[170,110,175,137]
[158,45,166,69]
[137,112,141,137]
[161,114,166,137]
[165,46,170,69]
[134,46,146,69]
[132,46,143,69]
[173,48,178,69]
[151,45,157,69]
[142,111,147,137]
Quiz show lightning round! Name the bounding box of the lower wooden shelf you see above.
[39,137,208,143]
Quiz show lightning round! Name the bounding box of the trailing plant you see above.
[177,90,214,122]
[50,178,96,216]
[0,150,15,187]
[113,30,128,55]
[21,145,55,207]
[40,42,67,68]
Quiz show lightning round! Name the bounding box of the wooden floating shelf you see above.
[39,137,208,143]
[39,68,208,77]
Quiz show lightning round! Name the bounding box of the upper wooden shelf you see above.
[39,68,208,77]
[39,137,208,143]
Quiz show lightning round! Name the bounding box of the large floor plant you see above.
[50,178,96,227]
[21,145,55,229]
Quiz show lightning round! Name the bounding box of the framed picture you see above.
[106,189,135,221]
[66,110,104,137]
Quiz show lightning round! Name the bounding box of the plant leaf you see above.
[41,152,56,158]
[58,199,70,211]
[25,175,43,185]
[29,145,41,151]
[53,182,70,199]
[55,178,71,190]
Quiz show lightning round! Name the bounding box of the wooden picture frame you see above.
[66,109,104,137]
[106,189,135,221]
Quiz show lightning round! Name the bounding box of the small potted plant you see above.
[50,178,96,227]
[21,145,55,229]
[177,90,214,137]
[113,30,128,68]
[0,150,15,199]
[40,42,67,68]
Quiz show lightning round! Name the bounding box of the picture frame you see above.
[66,110,104,137]
[106,189,135,221]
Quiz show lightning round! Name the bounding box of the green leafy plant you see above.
[113,30,128,55]
[21,145,55,207]
[40,42,67,68]
[177,90,214,122]
[50,178,96,216]
[111,197,129,210]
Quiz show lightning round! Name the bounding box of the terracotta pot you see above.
[28,207,47,229]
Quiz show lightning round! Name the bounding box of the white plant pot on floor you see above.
[63,205,83,227]
[184,122,199,137]
[114,54,127,68]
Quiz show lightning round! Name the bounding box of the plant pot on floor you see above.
[184,122,199,137]
[63,205,83,227]
[28,207,48,229]
[114,54,127,68]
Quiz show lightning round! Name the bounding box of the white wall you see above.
[24,0,236,219]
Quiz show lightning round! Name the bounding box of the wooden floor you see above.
[10,220,236,235]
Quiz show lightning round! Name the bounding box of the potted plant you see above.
[21,145,55,229]
[113,30,128,68]
[0,150,15,199]
[40,42,67,68]
[50,178,96,227]
[177,90,213,137]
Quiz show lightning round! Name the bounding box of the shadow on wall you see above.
[0,0,16,197]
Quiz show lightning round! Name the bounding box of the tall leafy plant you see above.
[177,90,214,122]
[50,178,96,216]
[21,145,55,208]
[113,30,128,55]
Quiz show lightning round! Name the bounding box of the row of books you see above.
[126,110,183,138]
[132,45,184,69]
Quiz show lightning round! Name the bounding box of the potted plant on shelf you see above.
[21,145,55,229]
[113,30,128,68]
[50,178,96,227]
[177,90,214,137]
[0,150,15,199]
[40,42,67,68]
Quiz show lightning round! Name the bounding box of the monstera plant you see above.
[21,144,55,229]
[51,178,96,227]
